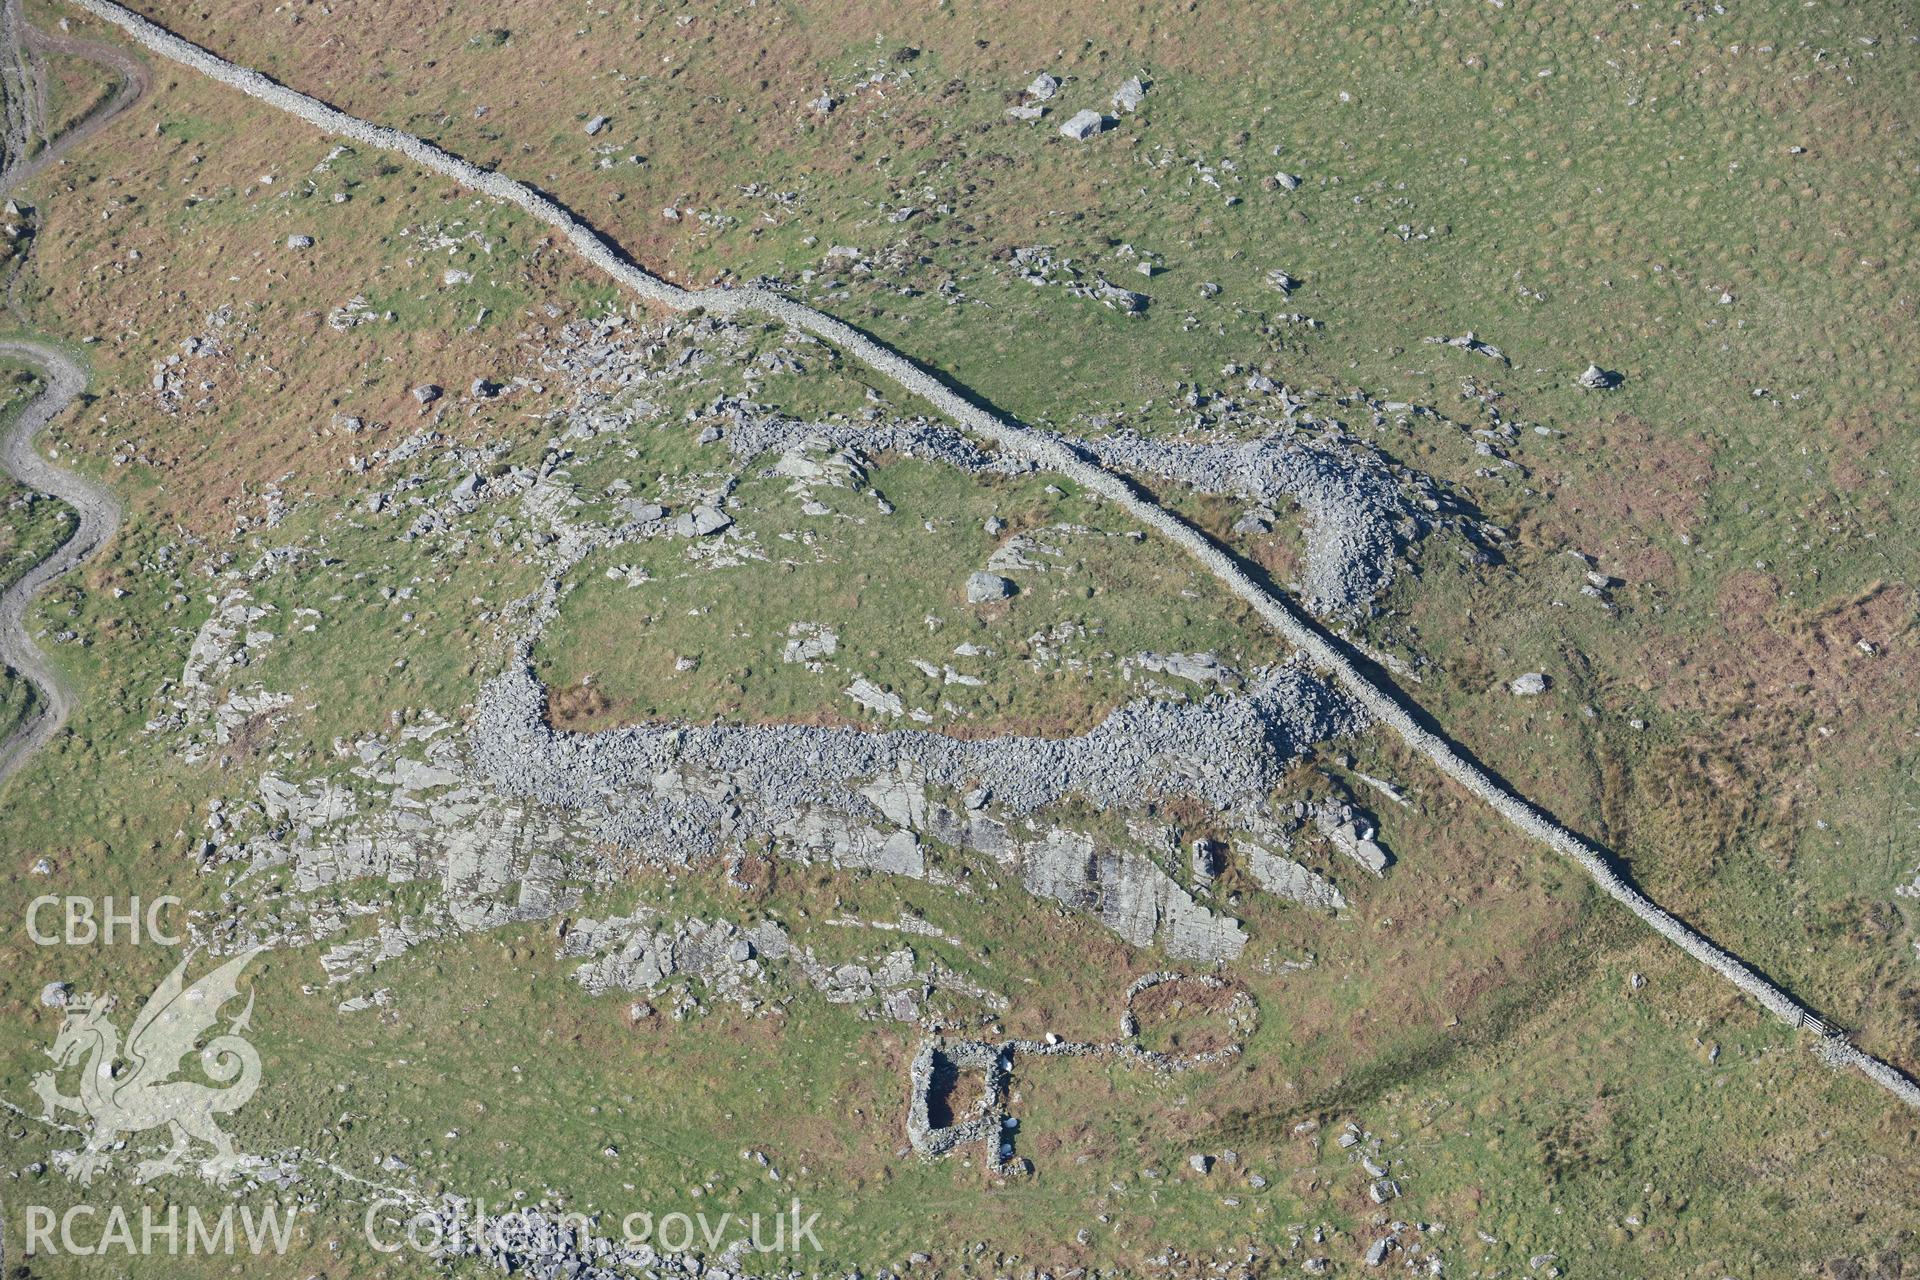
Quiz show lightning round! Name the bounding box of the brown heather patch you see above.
[15,66,600,537]
[43,49,118,138]
[1645,577,1916,722]
[1538,413,1715,578]
[1824,398,1904,493]
[546,677,613,726]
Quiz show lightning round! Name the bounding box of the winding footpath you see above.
[0,1,137,787]
[0,341,110,785]
[53,0,1920,1111]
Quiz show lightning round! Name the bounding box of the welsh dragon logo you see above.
[30,948,264,1185]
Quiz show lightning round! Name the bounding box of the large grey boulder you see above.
[1060,109,1106,140]
[1027,73,1060,101]
[675,505,732,537]
[1243,845,1346,911]
[1112,77,1148,112]
[1097,280,1148,313]
[966,572,1014,603]
[1232,510,1272,535]
[1510,672,1548,696]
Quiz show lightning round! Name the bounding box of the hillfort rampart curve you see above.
[59,0,1920,1113]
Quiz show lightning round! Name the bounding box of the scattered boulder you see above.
[1189,1152,1214,1174]
[1132,651,1235,687]
[39,981,70,1008]
[1577,362,1620,390]
[1243,845,1346,912]
[584,114,610,136]
[411,384,441,405]
[1317,806,1391,876]
[1059,109,1107,141]
[845,678,905,718]
[807,92,834,114]
[1510,672,1548,696]
[285,234,313,249]
[1231,509,1272,535]
[1273,171,1302,190]
[1097,280,1148,313]
[782,622,838,664]
[1112,76,1148,112]
[1027,73,1060,101]
[469,377,497,398]
[1425,331,1508,363]
[675,505,732,537]
[966,572,1015,603]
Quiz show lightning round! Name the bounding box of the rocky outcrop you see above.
[1242,843,1346,911]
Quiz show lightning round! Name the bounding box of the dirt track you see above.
[0,340,114,785]
[1,0,146,194]
[0,0,138,787]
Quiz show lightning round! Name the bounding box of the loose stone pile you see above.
[1080,430,1431,614]
[472,652,1365,960]
[550,312,1468,619]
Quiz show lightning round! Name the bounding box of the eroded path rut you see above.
[55,0,1920,1111]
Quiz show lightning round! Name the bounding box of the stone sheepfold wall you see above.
[66,0,1920,1111]
[906,973,1251,1171]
